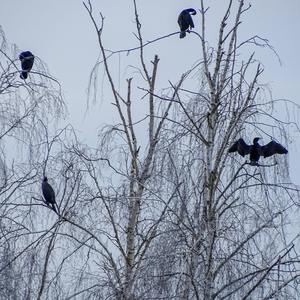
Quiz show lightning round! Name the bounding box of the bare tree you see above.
[80,0,300,299]
[1,1,299,299]
[43,0,299,299]
[140,1,300,299]
[0,27,67,299]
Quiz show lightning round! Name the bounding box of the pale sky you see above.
[1,0,300,181]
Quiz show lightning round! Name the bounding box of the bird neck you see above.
[253,139,260,146]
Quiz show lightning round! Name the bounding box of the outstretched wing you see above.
[260,141,288,158]
[228,138,251,157]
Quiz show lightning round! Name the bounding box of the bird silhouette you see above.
[19,51,34,79]
[228,137,288,165]
[42,177,57,213]
[178,8,197,38]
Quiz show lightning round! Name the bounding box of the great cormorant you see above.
[178,8,197,38]
[42,177,57,213]
[228,137,288,165]
[19,51,34,79]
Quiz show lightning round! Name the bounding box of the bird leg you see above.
[246,160,259,166]
[51,203,58,213]
[43,200,51,207]
[43,200,58,214]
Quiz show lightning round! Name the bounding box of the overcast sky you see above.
[1,0,300,181]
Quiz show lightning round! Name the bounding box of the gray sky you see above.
[1,0,300,181]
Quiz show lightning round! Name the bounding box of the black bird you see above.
[178,8,197,38]
[228,137,288,165]
[42,177,57,213]
[19,51,34,79]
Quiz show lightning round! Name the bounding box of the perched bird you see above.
[19,51,34,79]
[42,177,57,213]
[178,8,197,38]
[228,137,288,165]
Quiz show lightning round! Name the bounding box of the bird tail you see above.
[180,31,186,38]
[20,71,28,79]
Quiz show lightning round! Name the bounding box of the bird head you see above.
[19,51,34,61]
[43,176,48,182]
[185,8,197,15]
[253,137,261,144]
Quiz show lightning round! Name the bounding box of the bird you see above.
[19,51,34,79]
[178,8,197,38]
[228,137,288,166]
[42,177,57,213]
